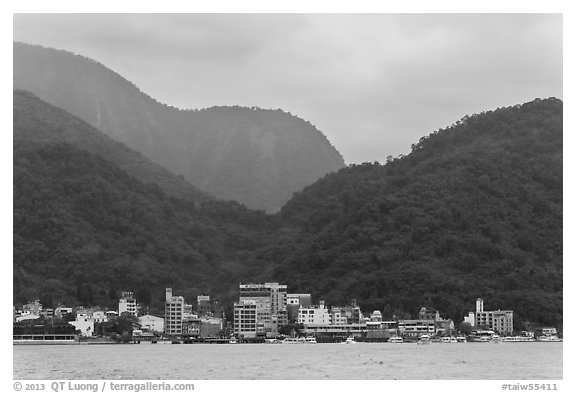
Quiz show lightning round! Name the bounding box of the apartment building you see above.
[164,288,185,336]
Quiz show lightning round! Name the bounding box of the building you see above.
[197,295,226,319]
[70,313,95,337]
[339,300,363,324]
[298,301,330,326]
[164,288,185,336]
[119,291,138,317]
[463,298,513,334]
[54,306,73,319]
[138,315,165,333]
[329,307,348,325]
[23,300,42,316]
[233,300,258,338]
[286,294,311,323]
[234,283,288,337]
[398,319,436,337]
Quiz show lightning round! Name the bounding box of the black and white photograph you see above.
[8,4,566,388]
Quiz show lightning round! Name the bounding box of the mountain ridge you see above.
[13,41,345,212]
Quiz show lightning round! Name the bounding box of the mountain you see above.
[266,98,563,328]
[13,42,345,212]
[13,90,280,310]
[13,88,562,328]
[14,90,206,202]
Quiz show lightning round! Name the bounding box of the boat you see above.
[491,334,500,343]
[13,334,79,345]
[388,336,403,343]
[500,336,535,342]
[450,337,458,343]
[456,336,467,343]
[229,337,238,344]
[282,337,303,344]
[441,336,452,343]
[342,336,357,344]
[305,336,318,344]
[417,334,431,345]
[536,335,561,342]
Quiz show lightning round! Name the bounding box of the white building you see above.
[138,315,165,333]
[298,301,330,326]
[70,314,95,337]
[233,300,258,338]
[119,291,138,317]
[398,319,436,336]
[463,298,513,334]
[164,288,184,335]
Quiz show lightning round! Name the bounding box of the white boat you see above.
[342,336,357,344]
[282,337,305,344]
[388,336,403,343]
[456,336,467,343]
[229,337,238,344]
[536,335,561,342]
[500,336,535,342]
[417,334,431,345]
[441,336,452,343]
[491,334,500,343]
[282,337,317,344]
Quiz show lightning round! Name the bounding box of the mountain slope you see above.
[13,92,281,311]
[13,42,345,212]
[269,98,563,328]
[14,90,206,202]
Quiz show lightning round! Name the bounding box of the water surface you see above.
[13,342,562,380]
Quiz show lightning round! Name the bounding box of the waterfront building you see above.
[138,315,165,333]
[119,291,138,317]
[235,283,288,337]
[330,307,348,325]
[339,300,363,324]
[200,316,224,337]
[70,313,95,337]
[182,316,201,337]
[463,298,513,334]
[233,300,258,338]
[398,319,436,337]
[298,301,330,326]
[164,288,185,336]
[197,295,226,319]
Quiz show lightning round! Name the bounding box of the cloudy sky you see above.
[13,13,562,164]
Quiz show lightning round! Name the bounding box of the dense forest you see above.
[273,98,563,328]
[13,91,562,329]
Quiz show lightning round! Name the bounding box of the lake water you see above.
[13,342,562,380]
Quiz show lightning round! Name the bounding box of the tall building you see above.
[118,291,138,317]
[233,300,258,338]
[463,298,513,334]
[164,288,185,336]
[234,283,288,337]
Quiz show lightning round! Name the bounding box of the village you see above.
[13,282,560,344]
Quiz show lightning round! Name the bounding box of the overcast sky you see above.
[13,13,562,164]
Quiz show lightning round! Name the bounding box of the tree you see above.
[458,322,473,335]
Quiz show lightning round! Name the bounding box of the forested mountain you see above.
[13,42,345,212]
[14,90,205,202]
[13,91,282,310]
[13,90,562,329]
[271,97,563,328]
